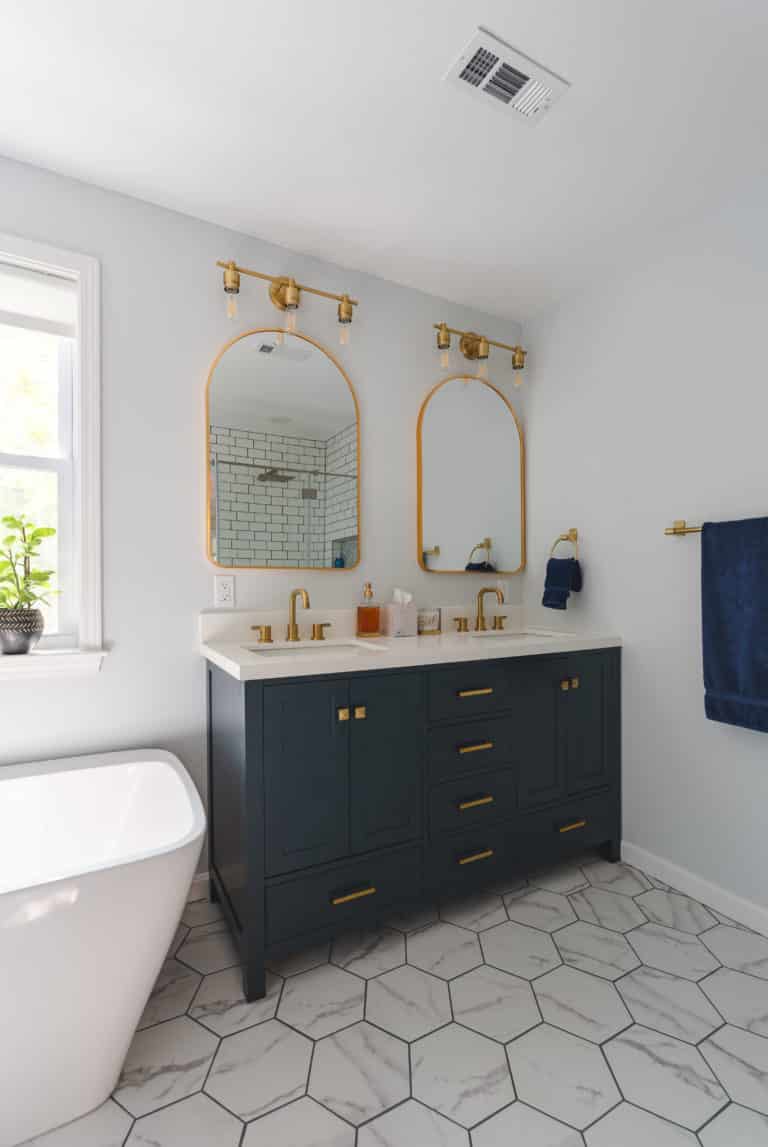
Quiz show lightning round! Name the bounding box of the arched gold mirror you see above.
[417,375,525,574]
[206,329,360,569]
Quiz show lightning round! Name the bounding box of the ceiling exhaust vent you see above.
[446,27,569,124]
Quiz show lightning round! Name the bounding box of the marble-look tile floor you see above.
[26,855,768,1146]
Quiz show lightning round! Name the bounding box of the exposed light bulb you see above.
[226,295,238,320]
[479,361,488,380]
[513,374,524,388]
[440,349,450,370]
[286,311,297,333]
[339,324,350,346]
[275,331,284,346]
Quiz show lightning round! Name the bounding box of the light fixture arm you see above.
[217,261,359,308]
[432,323,523,356]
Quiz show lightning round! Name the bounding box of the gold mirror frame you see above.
[416,374,526,575]
[205,328,361,570]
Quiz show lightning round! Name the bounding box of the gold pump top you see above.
[362,582,374,601]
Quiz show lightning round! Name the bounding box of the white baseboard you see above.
[188,871,210,903]
[622,841,768,939]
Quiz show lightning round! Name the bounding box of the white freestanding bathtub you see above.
[0,749,206,1147]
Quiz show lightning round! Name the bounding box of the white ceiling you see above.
[3,1,767,319]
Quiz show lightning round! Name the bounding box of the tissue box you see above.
[381,602,418,637]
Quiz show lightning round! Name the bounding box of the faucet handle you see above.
[311,622,332,642]
[492,615,507,631]
[251,624,273,644]
[453,616,469,633]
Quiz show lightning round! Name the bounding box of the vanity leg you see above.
[600,838,621,863]
[243,957,267,1002]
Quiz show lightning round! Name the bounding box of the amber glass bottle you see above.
[356,582,381,637]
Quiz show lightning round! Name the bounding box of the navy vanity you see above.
[206,644,621,1000]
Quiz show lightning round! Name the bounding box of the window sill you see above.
[0,648,107,680]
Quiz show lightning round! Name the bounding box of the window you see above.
[0,234,101,654]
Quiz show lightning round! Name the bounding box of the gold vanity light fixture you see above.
[433,323,527,385]
[217,260,359,343]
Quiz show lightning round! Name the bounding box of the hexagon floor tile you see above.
[555,921,639,980]
[506,1023,620,1130]
[534,965,631,1042]
[585,1102,698,1146]
[481,920,561,979]
[504,888,577,932]
[700,966,768,1035]
[616,965,722,1042]
[204,1019,312,1120]
[366,964,451,1040]
[472,1102,583,1146]
[358,1099,469,1146]
[330,928,405,978]
[126,1093,242,1147]
[242,1097,354,1147]
[698,1103,768,1145]
[407,920,482,979]
[701,1024,768,1114]
[277,962,364,1037]
[605,1024,727,1130]
[450,965,540,1041]
[413,1023,515,1128]
[30,854,768,1147]
[309,1021,409,1125]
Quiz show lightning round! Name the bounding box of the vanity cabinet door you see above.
[349,672,424,854]
[516,659,569,810]
[264,681,350,876]
[563,655,611,795]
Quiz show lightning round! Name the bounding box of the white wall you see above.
[525,197,768,907]
[0,157,524,815]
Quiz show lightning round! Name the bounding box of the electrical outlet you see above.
[214,575,235,608]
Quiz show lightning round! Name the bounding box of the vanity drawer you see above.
[428,663,514,723]
[425,821,514,895]
[265,845,422,944]
[428,717,516,783]
[518,791,619,863]
[430,768,517,834]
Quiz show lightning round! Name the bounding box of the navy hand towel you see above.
[542,557,583,610]
[702,516,768,732]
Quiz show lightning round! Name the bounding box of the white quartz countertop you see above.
[201,627,622,683]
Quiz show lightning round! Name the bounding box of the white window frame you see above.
[0,232,102,656]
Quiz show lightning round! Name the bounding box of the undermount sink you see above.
[244,640,385,657]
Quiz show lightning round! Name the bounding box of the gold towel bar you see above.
[665,519,703,536]
[550,528,579,558]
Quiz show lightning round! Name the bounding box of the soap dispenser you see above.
[356,582,381,637]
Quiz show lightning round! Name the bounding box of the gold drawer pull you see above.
[458,687,494,698]
[354,705,367,720]
[560,679,570,692]
[558,819,587,834]
[571,676,580,689]
[458,741,494,755]
[331,885,377,906]
[458,795,495,812]
[458,848,494,866]
[337,707,350,722]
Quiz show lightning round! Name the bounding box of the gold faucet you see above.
[475,586,504,631]
[286,588,310,641]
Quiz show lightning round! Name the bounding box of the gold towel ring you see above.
[550,528,579,559]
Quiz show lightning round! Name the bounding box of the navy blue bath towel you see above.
[542,557,583,610]
[702,517,768,732]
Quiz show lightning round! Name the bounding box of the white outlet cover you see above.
[214,575,235,608]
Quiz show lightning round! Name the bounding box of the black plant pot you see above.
[0,608,44,654]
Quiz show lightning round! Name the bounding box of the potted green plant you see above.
[0,515,57,654]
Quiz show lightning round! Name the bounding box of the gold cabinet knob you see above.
[251,624,273,644]
[337,707,350,722]
[311,622,332,641]
[453,617,469,633]
[492,615,507,631]
[571,676,580,690]
[560,679,570,692]
[354,705,367,720]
